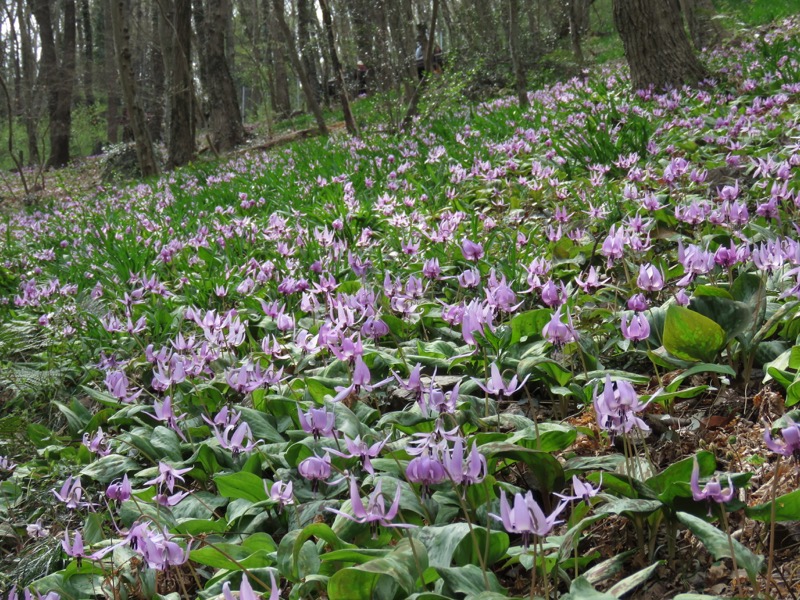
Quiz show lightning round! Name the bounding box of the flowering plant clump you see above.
[3,15,800,599]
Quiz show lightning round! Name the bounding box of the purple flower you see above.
[145,461,192,494]
[61,530,86,563]
[627,293,649,312]
[267,480,294,511]
[691,458,735,512]
[104,370,141,403]
[143,396,187,441]
[557,475,601,503]
[489,490,567,549]
[298,454,331,493]
[406,455,447,498]
[127,523,191,570]
[443,438,487,487]
[327,476,410,533]
[461,238,484,261]
[637,263,665,292]
[223,572,279,600]
[106,475,132,502]
[621,312,651,342]
[473,362,529,399]
[327,435,387,474]
[53,476,92,510]
[26,519,49,538]
[764,418,800,459]
[422,258,441,279]
[298,405,337,440]
[593,375,654,437]
[0,455,17,472]
[422,379,460,416]
[542,306,578,347]
[214,421,260,456]
[575,266,609,293]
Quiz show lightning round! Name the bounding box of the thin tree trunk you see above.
[509,0,528,108]
[567,0,584,64]
[31,0,76,167]
[160,0,194,168]
[80,0,95,105]
[318,0,358,136]
[103,1,120,144]
[402,0,438,130]
[266,0,291,117]
[200,0,245,152]
[17,0,39,164]
[270,0,328,134]
[297,0,321,102]
[111,0,160,177]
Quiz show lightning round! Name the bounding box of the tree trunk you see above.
[198,0,245,152]
[111,0,160,177]
[613,0,708,90]
[102,0,121,144]
[160,0,194,168]
[80,0,95,105]
[680,0,725,51]
[402,0,438,130]
[297,0,321,102]
[508,0,528,108]
[31,0,76,167]
[270,0,328,134]
[266,0,292,117]
[566,0,586,64]
[17,0,39,164]
[319,0,358,135]
[147,4,165,142]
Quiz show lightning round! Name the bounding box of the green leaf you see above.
[607,561,662,597]
[507,423,577,453]
[214,471,268,503]
[509,309,551,345]
[413,524,509,569]
[80,454,140,484]
[693,285,733,299]
[665,364,736,393]
[562,576,617,600]
[479,443,564,495]
[583,549,637,585]
[327,539,428,600]
[663,305,726,362]
[189,533,277,570]
[730,272,764,307]
[596,498,663,516]
[745,488,800,522]
[151,426,183,462]
[647,451,715,496]
[688,296,753,343]
[436,564,505,597]
[677,512,763,582]
[787,380,800,407]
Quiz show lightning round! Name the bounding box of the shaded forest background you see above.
[0,0,797,179]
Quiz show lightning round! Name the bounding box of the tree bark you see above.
[680,0,725,51]
[111,0,160,177]
[16,0,39,164]
[270,0,328,134]
[508,0,528,108]
[613,0,708,90]
[298,0,321,101]
[402,0,438,130]
[31,0,76,167]
[102,0,121,144]
[198,0,245,152]
[80,0,95,105]
[318,0,358,136]
[160,0,195,168]
[266,0,292,117]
